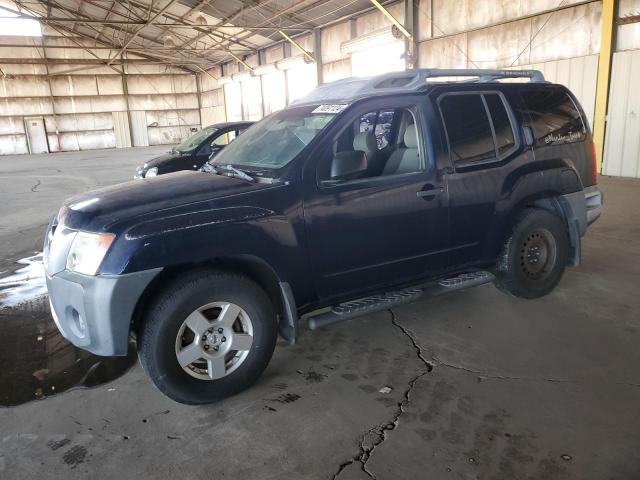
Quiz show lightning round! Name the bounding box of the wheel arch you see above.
[501,192,581,267]
[130,256,298,343]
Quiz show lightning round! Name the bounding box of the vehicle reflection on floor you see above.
[0,254,136,407]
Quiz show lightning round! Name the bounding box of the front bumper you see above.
[46,268,161,356]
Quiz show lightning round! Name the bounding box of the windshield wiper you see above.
[203,163,254,182]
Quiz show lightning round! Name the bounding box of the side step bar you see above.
[307,271,494,330]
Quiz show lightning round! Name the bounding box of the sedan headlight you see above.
[66,231,115,275]
[145,167,158,178]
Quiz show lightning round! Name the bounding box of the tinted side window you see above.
[520,88,586,145]
[440,94,495,164]
[485,94,515,155]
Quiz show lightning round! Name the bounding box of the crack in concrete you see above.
[332,307,640,479]
[332,310,433,480]
[30,180,41,193]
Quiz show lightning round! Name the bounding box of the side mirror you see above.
[329,150,368,181]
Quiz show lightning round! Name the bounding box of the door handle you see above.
[417,186,444,199]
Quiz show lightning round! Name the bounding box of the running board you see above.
[307,271,494,330]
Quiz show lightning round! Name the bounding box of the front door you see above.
[303,98,449,301]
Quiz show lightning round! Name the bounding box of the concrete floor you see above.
[1,148,639,479]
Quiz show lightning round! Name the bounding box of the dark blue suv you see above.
[44,69,602,404]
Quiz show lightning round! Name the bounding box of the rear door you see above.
[303,96,450,302]
[435,89,525,268]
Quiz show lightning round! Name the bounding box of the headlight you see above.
[66,231,115,275]
[145,167,158,178]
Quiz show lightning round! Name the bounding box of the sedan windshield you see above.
[211,105,337,170]
[176,126,217,152]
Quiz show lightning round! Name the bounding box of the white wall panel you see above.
[0,76,50,98]
[617,0,640,51]
[1,97,53,116]
[113,111,131,148]
[0,116,26,135]
[0,135,28,155]
[321,21,351,64]
[261,70,286,115]
[322,59,351,83]
[351,41,405,77]
[224,83,243,122]
[356,2,404,37]
[130,110,149,147]
[418,33,468,69]
[201,88,224,108]
[200,106,226,127]
[603,49,640,178]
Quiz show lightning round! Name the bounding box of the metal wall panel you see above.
[130,110,149,147]
[112,111,131,148]
[603,49,640,178]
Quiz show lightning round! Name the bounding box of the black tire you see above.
[494,208,569,299]
[137,268,277,405]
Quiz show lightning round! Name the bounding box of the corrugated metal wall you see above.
[603,49,640,178]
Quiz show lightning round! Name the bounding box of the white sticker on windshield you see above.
[312,104,348,114]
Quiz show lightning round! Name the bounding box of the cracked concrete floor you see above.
[1,149,639,479]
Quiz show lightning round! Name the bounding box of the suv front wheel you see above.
[138,269,277,405]
[494,208,569,299]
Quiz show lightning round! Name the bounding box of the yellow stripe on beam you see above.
[593,0,616,172]
[369,0,412,39]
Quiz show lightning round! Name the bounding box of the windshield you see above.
[211,105,337,170]
[176,126,217,152]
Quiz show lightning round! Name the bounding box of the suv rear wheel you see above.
[138,269,277,405]
[494,208,569,299]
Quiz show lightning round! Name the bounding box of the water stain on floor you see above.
[0,254,136,407]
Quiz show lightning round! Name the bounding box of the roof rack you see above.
[364,68,545,91]
[293,68,546,106]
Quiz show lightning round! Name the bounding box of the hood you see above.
[144,151,183,168]
[59,171,273,232]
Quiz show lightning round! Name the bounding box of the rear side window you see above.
[520,88,586,145]
[485,94,516,155]
[440,94,495,164]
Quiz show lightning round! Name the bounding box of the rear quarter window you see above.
[520,87,586,146]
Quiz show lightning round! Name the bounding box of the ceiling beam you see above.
[107,0,179,65]
[10,15,306,30]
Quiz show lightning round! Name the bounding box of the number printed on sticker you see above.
[312,104,348,114]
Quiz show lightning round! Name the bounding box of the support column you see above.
[195,72,203,128]
[593,0,617,172]
[314,28,323,85]
[404,0,419,69]
[120,60,134,147]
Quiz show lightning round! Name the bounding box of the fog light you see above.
[66,306,86,338]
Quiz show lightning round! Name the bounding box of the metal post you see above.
[593,0,617,172]
[314,28,323,85]
[404,0,418,69]
[195,73,203,128]
[120,58,134,147]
